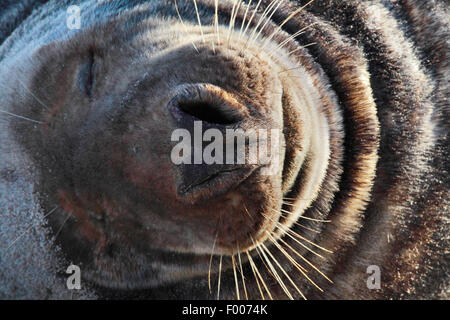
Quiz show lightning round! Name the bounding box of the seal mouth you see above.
[178,165,257,199]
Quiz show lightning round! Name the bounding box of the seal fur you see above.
[0,0,448,299]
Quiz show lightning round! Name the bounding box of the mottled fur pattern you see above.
[0,0,448,299]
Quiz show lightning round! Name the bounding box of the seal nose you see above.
[168,83,246,126]
[168,84,257,203]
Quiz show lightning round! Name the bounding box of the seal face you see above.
[0,0,448,299]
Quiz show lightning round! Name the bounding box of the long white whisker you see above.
[227,0,239,41]
[241,0,263,40]
[192,0,206,43]
[54,213,72,240]
[278,236,333,283]
[7,206,57,249]
[0,109,42,124]
[246,0,279,48]
[238,0,252,39]
[280,220,333,253]
[174,0,199,53]
[265,209,327,258]
[16,79,50,111]
[214,0,220,45]
[245,250,265,299]
[217,254,223,300]
[280,208,331,223]
[266,231,323,292]
[237,246,249,300]
[246,249,273,299]
[208,231,218,294]
[260,242,307,300]
[262,0,316,48]
[227,0,243,46]
[255,242,294,300]
[266,231,308,273]
[287,42,316,55]
[279,211,321,233]
[273,23,318,52]
[249,0,284,47]
[232,255,240,300]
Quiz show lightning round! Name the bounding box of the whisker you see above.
[174,0,199,53]
[214,0,220,45]
[260,242,307,300]
[282,217,322,234]
[277,236,333,283]
[271,214,333,253]
[287,42,316,55]
[238,0,252,39]
[251,236,276,279]
[279,210,321,233]
[262,0,316,49]
[293,222,321,234]
[227,0,242,46]
[246,249,271,299]
[266,209,327,258]
[192,0,206,43]
[7,206,57,249]
[217,254,223,300]
[228,0,239,31]
[237,245,249,300]
[282,226,326,259]
[241,0,264,41]
[280,208,331,223]
[246,0,279,49]
[16,79,50,111]
[273,23,318,52]
[208,231,219,294]
[211,38,216,54]
[249,0,284,47]
[255,242,294,299]
[242,203,254,222]
[266,231,323,292]
[246,250,265,299]
[0,109,42,124]
[284,225,333,253]
[277,0,316,29]
[266,231,308,273]
[54,213,72,240]
[232,254,240,300]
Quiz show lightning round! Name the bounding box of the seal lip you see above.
[179,166,248,193]
[176,164,260,203]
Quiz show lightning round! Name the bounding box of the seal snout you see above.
[161,79,284,253]
[167,83,275,205]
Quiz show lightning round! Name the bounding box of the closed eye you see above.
[78,48,96,97]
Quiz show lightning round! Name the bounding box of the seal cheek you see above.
[124,159,177,200]
[57,190,103,243]
[77,49,96,97]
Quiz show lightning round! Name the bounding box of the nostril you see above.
[169,83,246,125]
[177,100,242,125]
